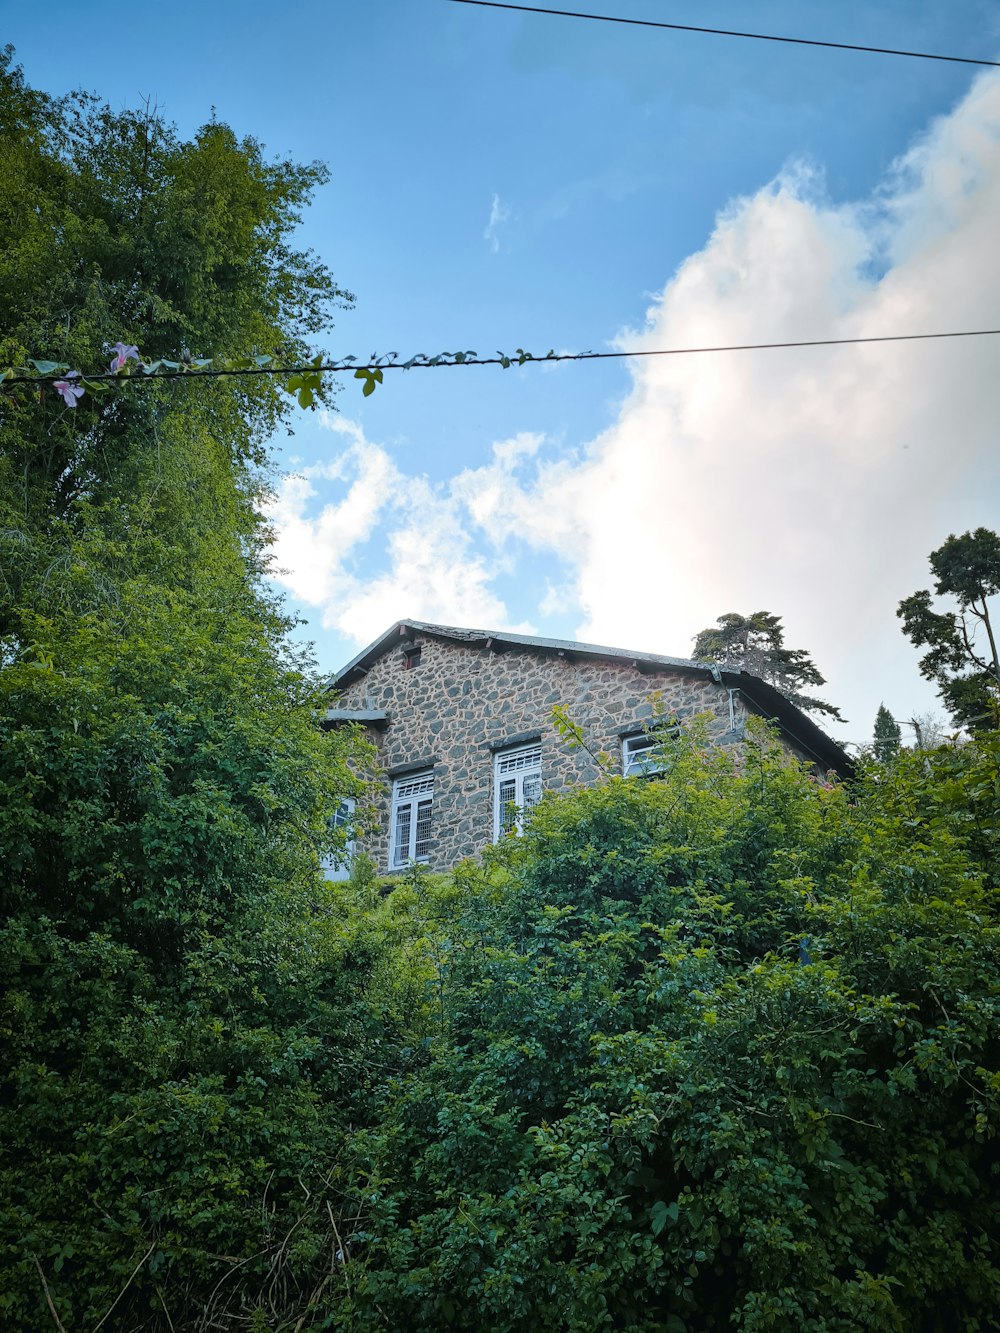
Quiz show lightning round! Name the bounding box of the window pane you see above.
[498,777,517,835]
[497,745,542,775]
[624,732,668,778]
[393,804,411,867]
[414,798,433,861]
[522,773,541,810]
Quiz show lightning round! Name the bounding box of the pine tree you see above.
[873,703,902,762]
[692,611,844,721]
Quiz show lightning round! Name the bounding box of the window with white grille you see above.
[390,772,434,868]
[493,743,542,840]
[321,797,356,882]
[622,731,670,779]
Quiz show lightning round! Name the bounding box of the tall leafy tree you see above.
[0,51,378,1328]
[0,43,352,637]
[872,702,901,761]
[692,610,844,721]
[898,528,1000,731]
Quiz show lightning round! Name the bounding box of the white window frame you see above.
[389,771,434,869]
[622,731,670,779]
[493,743,542,841]
[321,797,356,882]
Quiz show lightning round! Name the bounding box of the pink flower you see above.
[53,371,84,407]
[109,341,140,371]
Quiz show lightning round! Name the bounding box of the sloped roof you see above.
[332,619,853,780]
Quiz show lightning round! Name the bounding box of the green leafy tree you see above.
[872,702,901,761]
[0,52,382,1329]
[692,610,844,721]
[898,528,1000,731]
[0,44,352,645]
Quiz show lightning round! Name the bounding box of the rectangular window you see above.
[321,797,356,882]
[494,743,542,840]
[390,771,434,868]
[622,731,670,779]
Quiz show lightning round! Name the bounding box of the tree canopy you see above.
[692,611,844,721]
[898,528,1000,731]
[0,52,375,1329]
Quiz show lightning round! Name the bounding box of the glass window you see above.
[321,797,356,882]
[622,731,670,779]
[494,743,542,840]
[390,772,434,868]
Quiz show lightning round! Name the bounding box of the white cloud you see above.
[270,73,1000,741]
[483,191,510,253]
[453,72,1000,737]
[267,418,536,645]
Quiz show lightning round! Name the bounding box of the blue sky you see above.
[8,0,1000,746]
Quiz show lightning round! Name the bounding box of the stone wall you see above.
[336,631,749,873]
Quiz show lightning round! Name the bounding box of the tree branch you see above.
[33,1258,67,1333]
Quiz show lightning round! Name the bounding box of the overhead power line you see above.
[4,327,999,391]
[445,0,1000,69]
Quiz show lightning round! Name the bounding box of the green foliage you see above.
[3,49,998,1330]
[898,528,1000,730]
[872,702,902,762]
[328,724,1000,1331]
[692,611,845,721]
[0,42,351,648]
[0,50,383,1331]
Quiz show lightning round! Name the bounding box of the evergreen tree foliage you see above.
[897,528,1000,731]
[872,702,901,761]
[692,611,844,721]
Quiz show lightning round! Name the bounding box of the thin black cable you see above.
[5,327,1000,387]
[445,0,1000,68]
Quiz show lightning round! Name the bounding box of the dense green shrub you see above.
[331,726,999,1332]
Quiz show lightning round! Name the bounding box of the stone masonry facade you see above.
[336,629,762,874]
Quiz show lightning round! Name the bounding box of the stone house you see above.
[323,620,852,877]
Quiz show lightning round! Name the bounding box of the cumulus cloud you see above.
[270,73,1000,738]
[267,418,536,644]
[483,191,510,252]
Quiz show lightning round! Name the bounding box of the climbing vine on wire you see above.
[2,344,565,408]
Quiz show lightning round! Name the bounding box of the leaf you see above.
[29,360,66,375]
[651,1200,679,1236]
[362,377,376,397]
[297,385,314,408]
